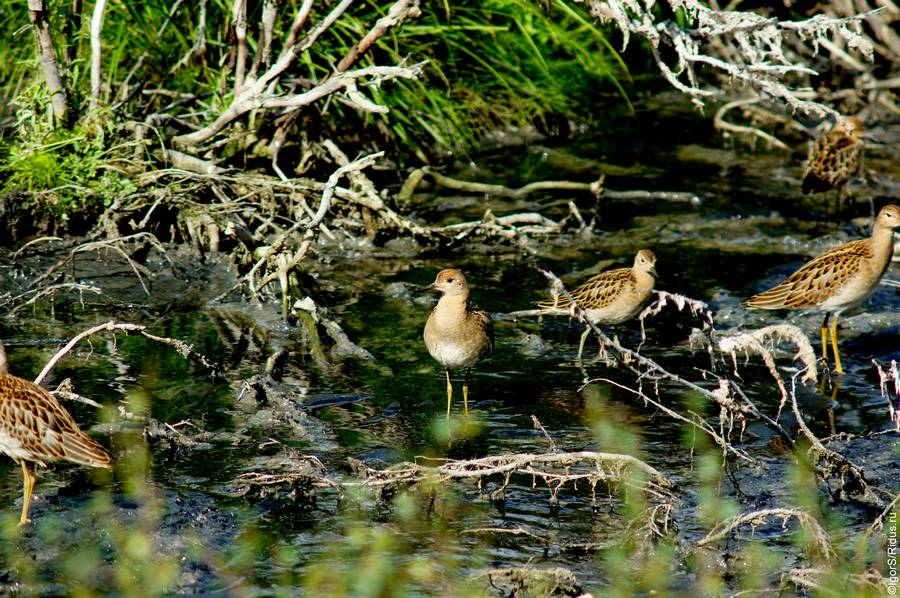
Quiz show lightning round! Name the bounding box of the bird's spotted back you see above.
[744,240,872,309]
[538,268,635,311]
[803,130,863,194]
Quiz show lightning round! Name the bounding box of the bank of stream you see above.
[0,97,898,596]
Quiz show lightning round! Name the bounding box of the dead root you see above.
[718,324,818,416]
[231,453,334,501]
[399,167,701,206]
[782,566,890,595]
[788,373,889,509]
[228,425,675,512]
[698,507,835,559]
[873,359,900,432]
[480,566,591,598]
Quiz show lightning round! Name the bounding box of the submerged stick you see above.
[34,321,218,385]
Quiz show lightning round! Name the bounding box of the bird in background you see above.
[0,341,111,525]
[423,269,494,417]
[802,115,864,211]
[744,204,900,375]
[538,249,658,360]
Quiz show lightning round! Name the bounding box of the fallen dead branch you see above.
[718,324,818,416]
[232,454,335,499]
[788,372,888,509]
[714,97,792,151]
[25,232,179,295]
[698,507,834,558]
[781,566,890,594]
[229,439,676,510]
[479,566,588,598]
[587,1,882,117]
[541,269,769,462]
[33,320,218,385]
[873,359,900,432]
[0,282,102,316]
[348,450,674,504]
[398,167,701,206]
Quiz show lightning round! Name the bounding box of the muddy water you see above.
[0,96,898,595]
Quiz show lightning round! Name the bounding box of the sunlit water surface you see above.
[0,96,897,595]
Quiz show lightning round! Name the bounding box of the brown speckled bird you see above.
[423,269,494,416]
[802,116,864,209]
[744,204,900,375]
[0,341,111,525]
[538,249,658,359]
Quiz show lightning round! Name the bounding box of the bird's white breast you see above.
[429,339,479,369]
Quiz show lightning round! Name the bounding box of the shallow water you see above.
[0,95,898,595]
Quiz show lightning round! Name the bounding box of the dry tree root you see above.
[787,374,889,509]
[0,283,102,316]
[480,566,590,598]
[698,508,835,558]
[232,454,335,502]
[398,167,702,206]
[782,566,890,595]
[228,428,676,521]
[718,324,818,416]
[15,232,180,298]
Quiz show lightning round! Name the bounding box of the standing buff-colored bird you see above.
[538,249,658,359]
[744,204,900,374]
[802,116,864,210]
[0,341,111,525]
[423,269,494,417]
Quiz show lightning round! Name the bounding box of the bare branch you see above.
[34,321,218,385]
[337,0,422,72]
[698,508,834,558]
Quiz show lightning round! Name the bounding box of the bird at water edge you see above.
[0,341,111,525]
[423,269,494,417]
[802,116,865,211]
[538,249,658,360]
[744,204,900,375]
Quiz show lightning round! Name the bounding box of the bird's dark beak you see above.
[420,282,437,292]
[649,265,659,279]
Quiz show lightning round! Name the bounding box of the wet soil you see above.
[0,95,898,595]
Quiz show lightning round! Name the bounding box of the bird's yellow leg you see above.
[820,317,829,362]
[445,369,453,418]
[577,327,591,361]
[463,380,469,416]
[19,461,36,527]
[830,316,843,375]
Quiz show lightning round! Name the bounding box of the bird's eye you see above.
[447,278,455,283]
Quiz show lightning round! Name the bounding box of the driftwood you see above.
[230,435,676,510]
[698,507,834,558]
[33,320,218,386]
[399,167,702,206]
[479,566,590,598]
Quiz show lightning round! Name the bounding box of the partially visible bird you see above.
[538,249,658,359]
[802,116,864,210]
[0,341,111,525]
[744,204,900,375]
[423,269,494,417]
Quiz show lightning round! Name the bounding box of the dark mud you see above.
[0,95,897,595]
